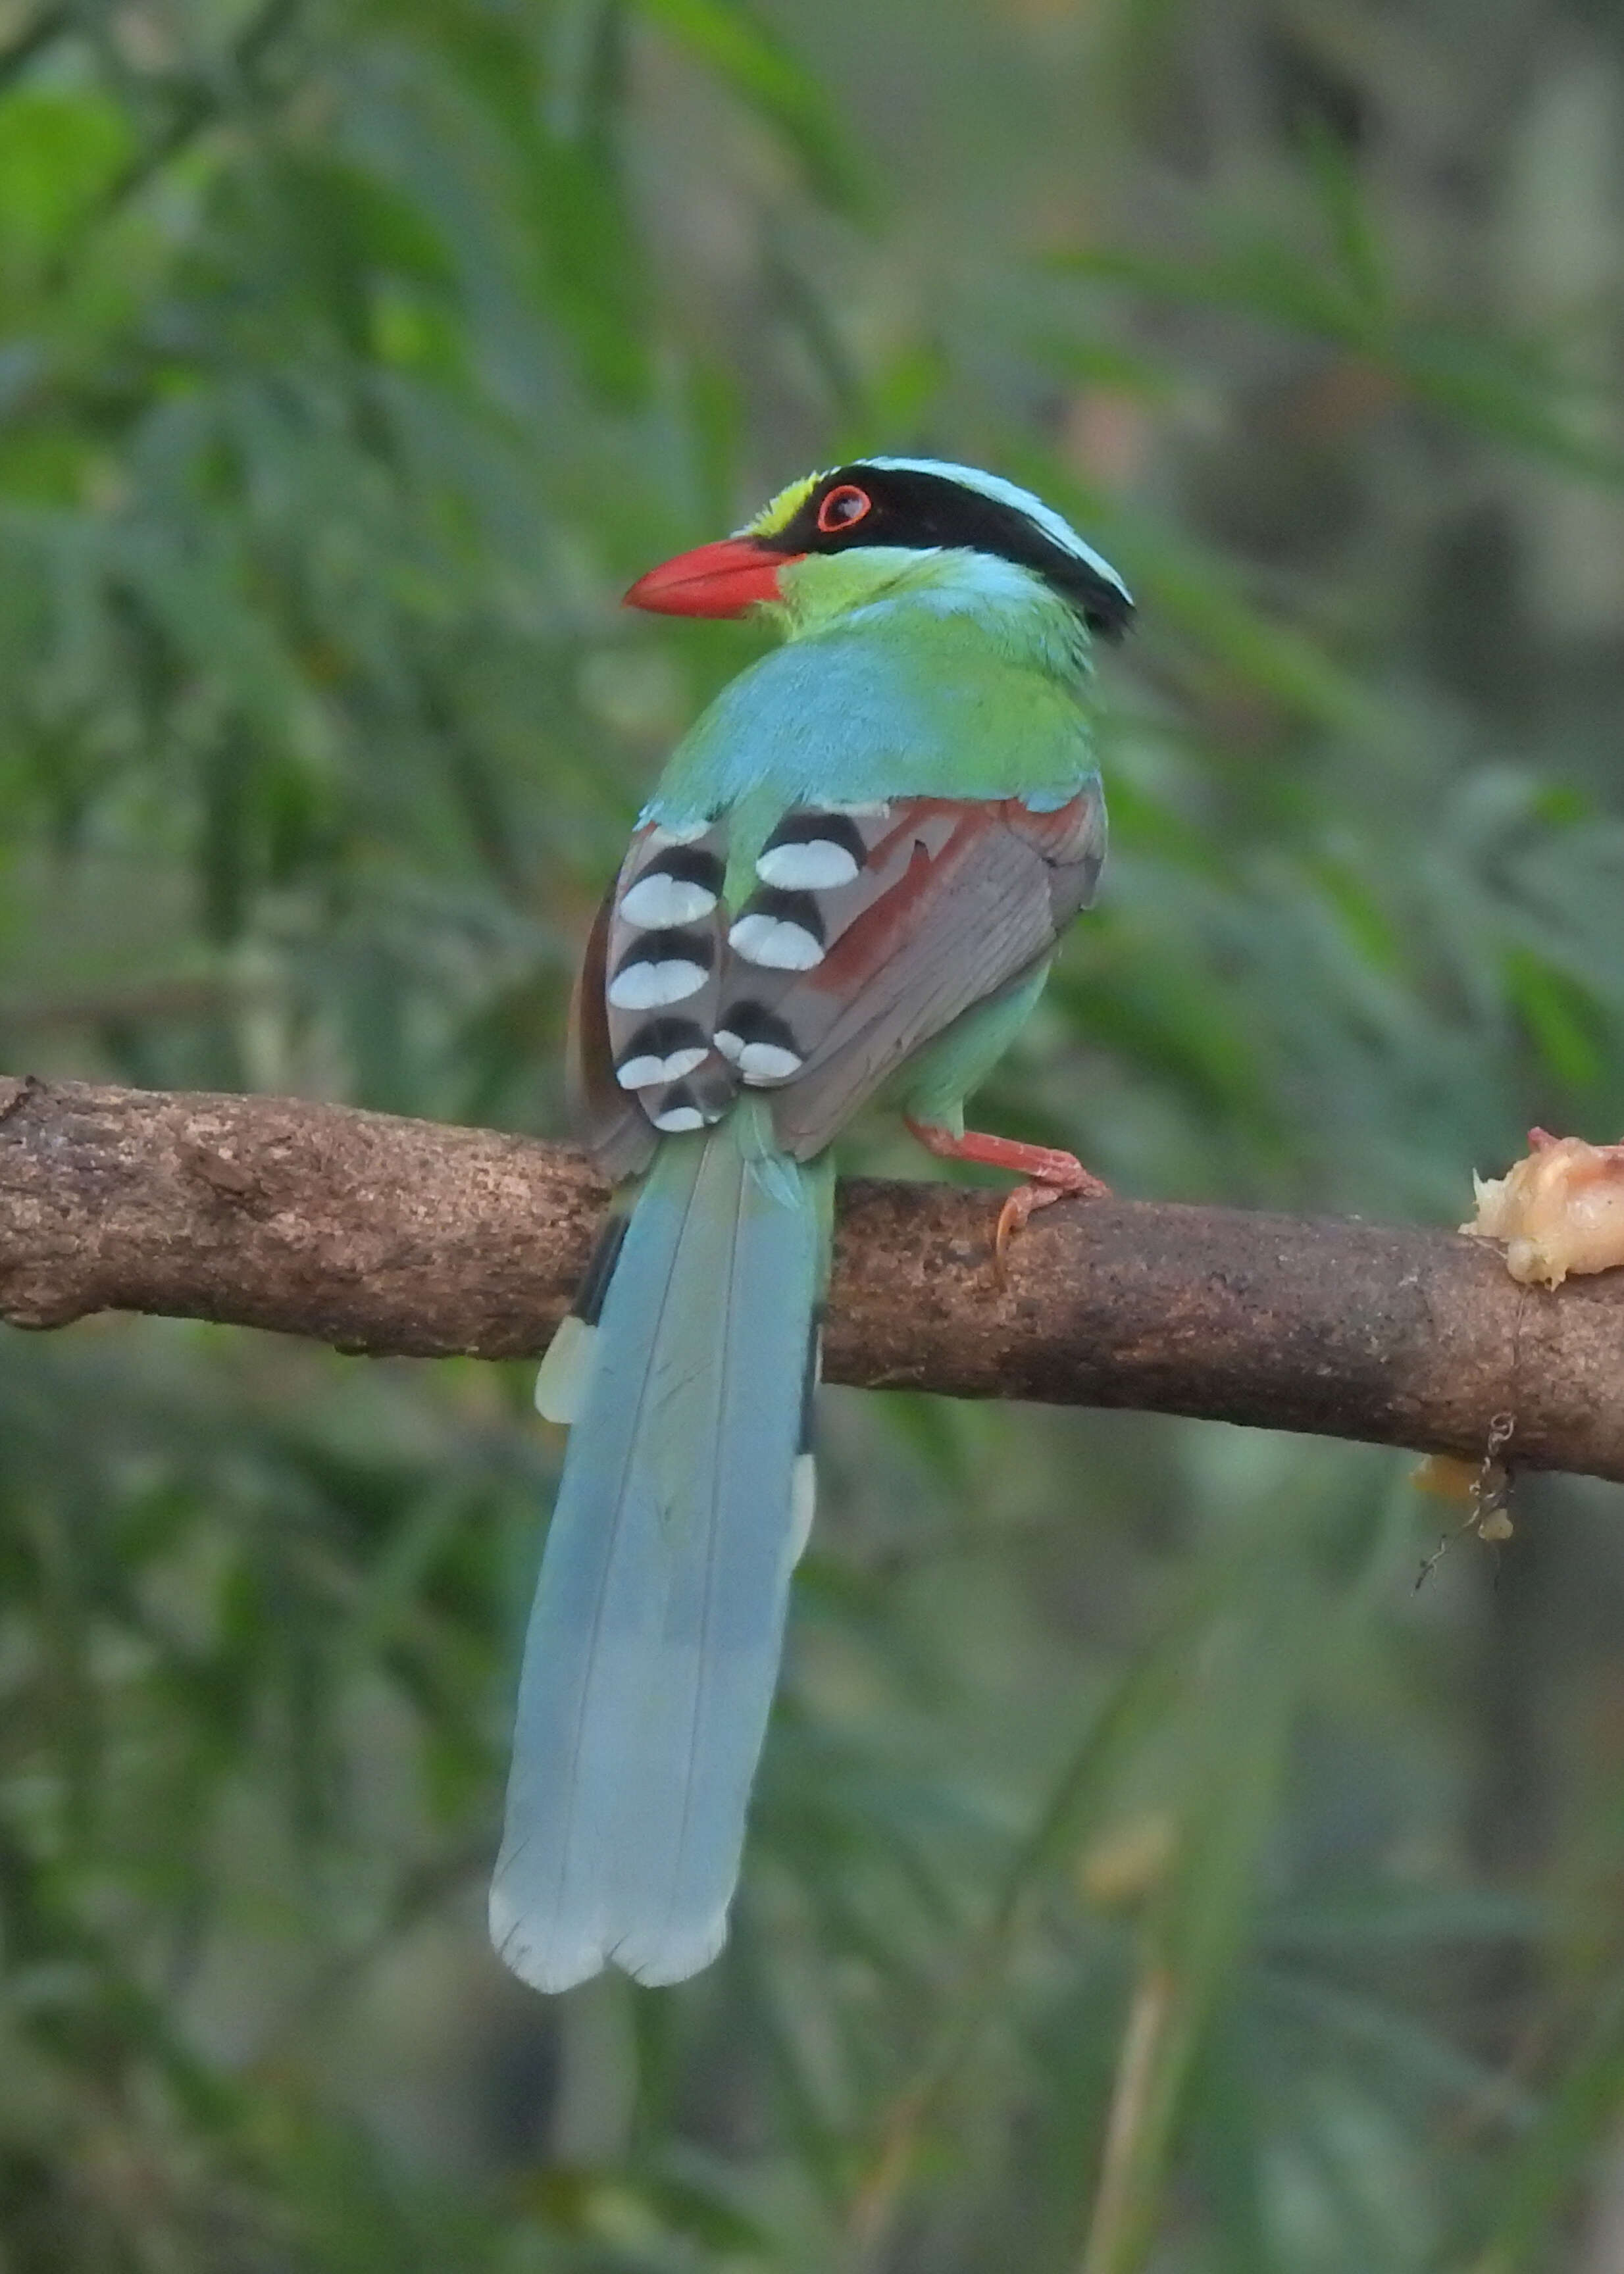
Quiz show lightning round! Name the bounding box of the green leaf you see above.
[635,0,866,210]
[1467,1971,1624,2274]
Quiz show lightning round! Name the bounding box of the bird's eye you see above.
[817,483,873,535]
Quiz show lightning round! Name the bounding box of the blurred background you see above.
[1,0,1623,2266]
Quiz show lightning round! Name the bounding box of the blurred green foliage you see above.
[1,0,1623,2267]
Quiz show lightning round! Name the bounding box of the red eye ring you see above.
[817,482,873,536]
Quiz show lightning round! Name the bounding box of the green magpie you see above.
[491,459,1132,1992]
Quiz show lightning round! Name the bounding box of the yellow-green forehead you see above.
[740,470,828,538]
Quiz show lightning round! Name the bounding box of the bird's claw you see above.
[902,1118,1109,1287]
[992,1152,1110,1286]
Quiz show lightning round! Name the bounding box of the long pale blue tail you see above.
[490,1105,825,1992]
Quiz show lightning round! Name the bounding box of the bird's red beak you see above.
[624,537,800,619]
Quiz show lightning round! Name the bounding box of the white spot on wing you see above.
[620,872,718,926]
[713,1028,744,1064]
[607,957,708,1009]
[728,913,824,970]
[646,818,710,848]
[650,1102,706,1132]
[757,841,859,890]
[615,1044,708,1090]
[737,1041,802,1084]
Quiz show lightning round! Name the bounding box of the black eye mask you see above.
[760,465,1135,640]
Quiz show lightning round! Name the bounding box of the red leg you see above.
[905,1118,1110,1274]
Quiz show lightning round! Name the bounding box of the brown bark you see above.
[0,1074,1619,1482]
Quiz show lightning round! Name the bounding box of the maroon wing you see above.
[717,790,1104,1159]
[568,788,1104,1175]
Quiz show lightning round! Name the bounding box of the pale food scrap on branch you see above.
[1462,1128,1624,1289]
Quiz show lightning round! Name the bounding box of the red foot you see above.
[905,1119,1110,1277]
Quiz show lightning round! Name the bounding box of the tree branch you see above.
[0,1074,1619,1482]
